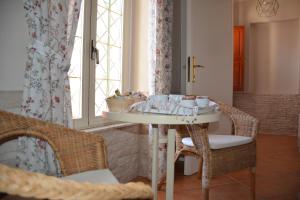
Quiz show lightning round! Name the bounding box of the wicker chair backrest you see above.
[217,102,259,138]
[0,110,107,176]
[175,101,259,154]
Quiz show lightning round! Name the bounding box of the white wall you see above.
[0,0,28,91]
[234,0,300,94]
[252,20,299,94]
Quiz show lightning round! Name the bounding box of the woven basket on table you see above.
[106,97,143,112]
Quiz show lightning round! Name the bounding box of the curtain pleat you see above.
[17,0,82,176]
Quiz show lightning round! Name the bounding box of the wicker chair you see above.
[175,101,259,200]
[0,110,152,200]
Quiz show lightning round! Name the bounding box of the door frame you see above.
[180,0,187,94]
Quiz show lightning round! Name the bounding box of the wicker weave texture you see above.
[0,110,107,176]
[0,110,153,199]
[0,164,153,200]
[210,141,256,177]
[173,102,259,199]
[175,125,201,161]
[174,102,259,163]
[217,101,259,138]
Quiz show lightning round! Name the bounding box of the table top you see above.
[102,111,220,125]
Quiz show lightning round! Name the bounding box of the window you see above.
[94,0,124,116]
[69,0,131,128]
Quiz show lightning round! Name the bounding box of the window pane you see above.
[69,78,82,119]
[97,5,108,44]
[109,46,121,80]
[96,43,108,79]
[109,12,123,46]
[95,80,107,116]
[69,0,84,119]
[98,0,110,9]
[110,0,123,14]
[108,80,121,96]
[95,0,124,117]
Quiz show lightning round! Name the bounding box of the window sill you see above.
[83,122,137,133]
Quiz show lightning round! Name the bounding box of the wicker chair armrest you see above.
[175,125,190,151]
[29,125,108,175]
[215,102,259,138]
[0,164,153,200]
[175,125,190,137]
[230,112,259,138]
[0,110,108,176]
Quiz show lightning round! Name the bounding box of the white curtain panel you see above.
[17,0,82,176]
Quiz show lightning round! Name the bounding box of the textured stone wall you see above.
[233,93,300,134]
[95,124,150,183]
[138,125,151,179]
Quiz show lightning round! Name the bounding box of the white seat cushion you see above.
[182,134,253,150]
[62,169,119,184]
[0,140,18,167]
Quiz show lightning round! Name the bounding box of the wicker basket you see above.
[106,97,141,112]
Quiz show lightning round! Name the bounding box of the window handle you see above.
[91,40,99,64]
[187,56,190,82]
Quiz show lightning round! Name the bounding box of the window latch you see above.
[91,40,99,64]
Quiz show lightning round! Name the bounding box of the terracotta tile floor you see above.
[2,134,300,200]
[148,134,300,200]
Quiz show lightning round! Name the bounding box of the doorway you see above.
[250,19,300,94]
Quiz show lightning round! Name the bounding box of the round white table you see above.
[102,111,220,200]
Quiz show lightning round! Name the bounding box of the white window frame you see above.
[73,0,132,129]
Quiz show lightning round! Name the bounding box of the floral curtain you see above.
[17,0,82,176]
[149,0,174,181]
[149,0,173,95]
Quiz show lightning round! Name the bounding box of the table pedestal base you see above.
[151,126,176,200]
[151,126,159,200]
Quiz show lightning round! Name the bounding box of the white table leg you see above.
[152,126,159,200]
[166,128,176,200]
